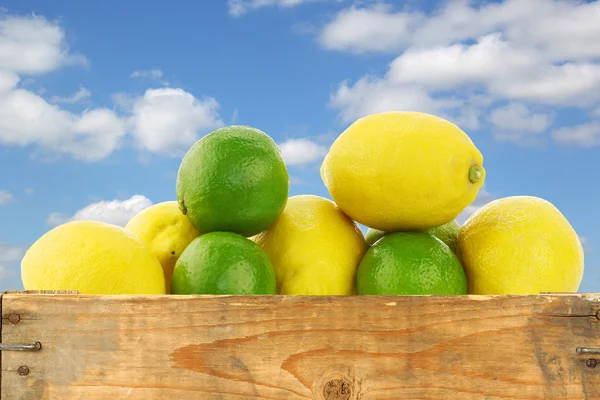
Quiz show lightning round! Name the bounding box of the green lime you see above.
[356,232,467,295]
[364,228,386,246]
[171,232,276,295]
[364,219,460,252]
[425,220,460,252]
[176,125,289,237]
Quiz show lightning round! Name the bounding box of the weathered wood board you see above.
[2,291,600,399]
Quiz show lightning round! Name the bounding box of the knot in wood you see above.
[313,364,360,400]
[323,379,352,400]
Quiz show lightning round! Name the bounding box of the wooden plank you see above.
[2,290,80,295]
[2,293,600,399]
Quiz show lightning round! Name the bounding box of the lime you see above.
[364,228,386,247]
[356,232,467,295]
[365,220,460,252]
[425,220,460,253]
[21,220,165,294]
[125,201,202,293]
[171,231,276,295]
[176,125,289,237]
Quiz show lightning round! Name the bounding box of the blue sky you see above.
[0,0,598,292]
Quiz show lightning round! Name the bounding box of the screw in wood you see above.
[8,313,20,324]
[587,359,597,368]
[596,310,600,320]
[18,366,29,376]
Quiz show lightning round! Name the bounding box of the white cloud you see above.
[0,242,27,280]
[0,14,227,161]
[323,0,600,143]
[45,212,68,227]
[490,102,554,143]
[579,236,590,253]
[319,3,421,53]
[0,265,16,280]
[130,69,168,85]
[450,105,482,131]
[278,138,328,166]
[67,108,128,159]
[130,69,163,79]
[0,243,27,264]
[552,122,600,148]
[591,106,600,118]
[319,0,600,57]
[387,34,540,91]
[47,195,152,227]
[128,88,224,155]
[111,92,136,110]
[24,188,34,195]
[387,34,600,106]
[0,15,127,161]
[0,190,13,205]
[0,90,127,161]
[456,187,495,226]
[329,76,488,129]
[0,14,87,75]
[329,77,445,124]
[494,63,600,106]
[230,108,239,124]
[0,70,19,94]
[50,86,91,104]
[228,0,320,16]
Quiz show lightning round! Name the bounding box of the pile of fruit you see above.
[20,111,585,296]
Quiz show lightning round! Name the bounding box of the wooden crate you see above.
[1,290,600,399]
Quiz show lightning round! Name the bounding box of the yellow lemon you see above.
[253,195,367,295]
[321,111,485,231]
[21,220,165,294]
[457,196,584,294]
[125,201,202,293]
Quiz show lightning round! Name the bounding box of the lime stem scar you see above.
[469,165,482,183]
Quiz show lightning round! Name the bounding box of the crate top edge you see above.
[1,290,598,301]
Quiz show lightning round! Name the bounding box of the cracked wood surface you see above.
[1,292,600,399]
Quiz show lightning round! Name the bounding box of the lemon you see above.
[253,195,367,295]
[21,220,165,294]
[125,201,202,293]
[321,111,485,231]
[456,196,584,294]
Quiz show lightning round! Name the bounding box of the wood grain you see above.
[2,292,600,399]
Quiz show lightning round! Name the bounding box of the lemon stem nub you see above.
[469,165,482,183]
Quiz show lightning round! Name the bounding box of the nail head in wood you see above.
[8,313,20,324]
[18,366,29,376]
[587,359,597,368]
